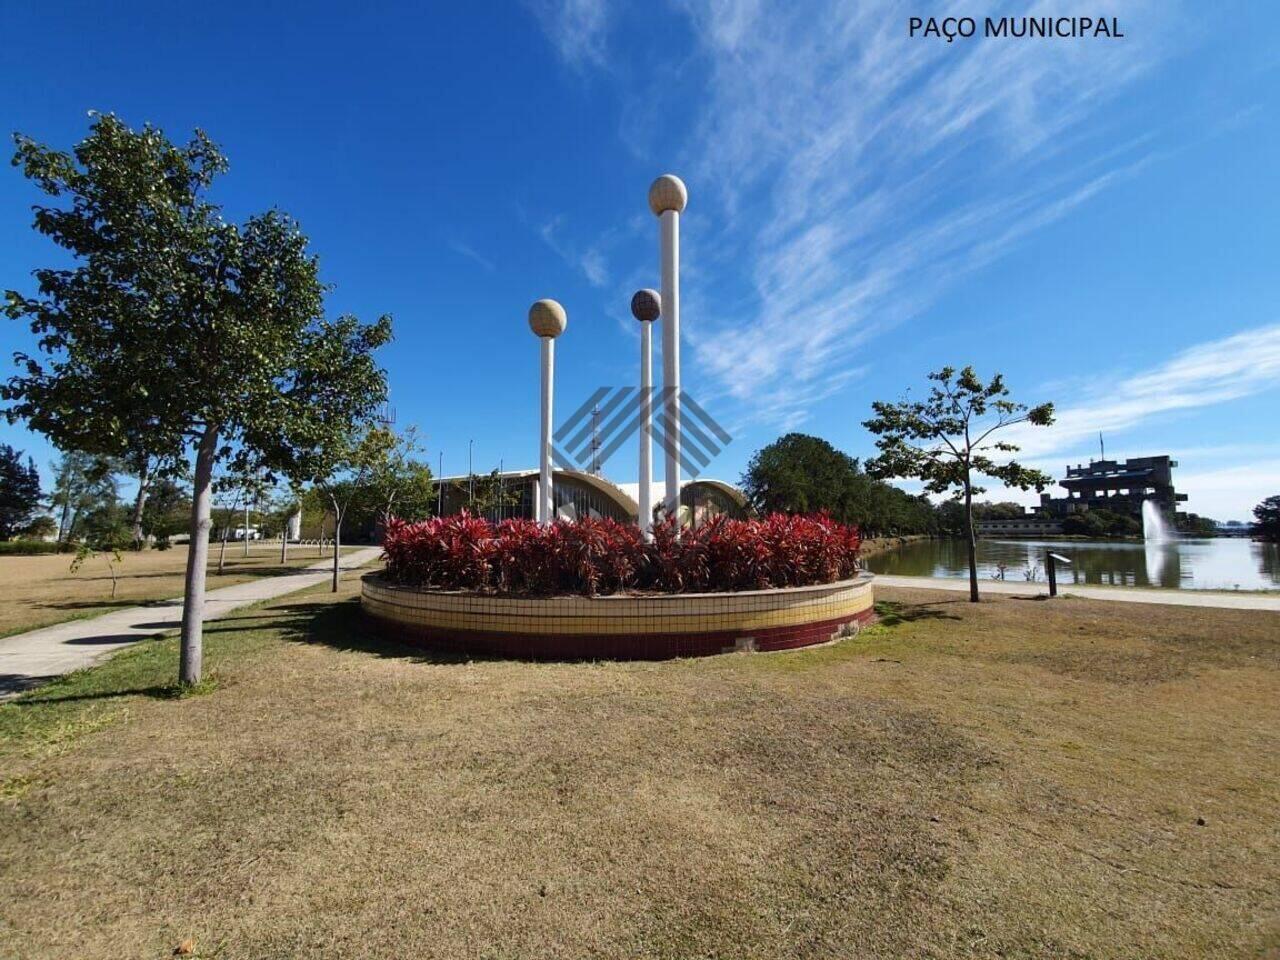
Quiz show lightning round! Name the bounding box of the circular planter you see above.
[361,572,875,660]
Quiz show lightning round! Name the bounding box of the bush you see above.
[0,540,69,556]
[382,512,861,596]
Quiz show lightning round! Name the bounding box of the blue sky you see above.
[1,1,1277,520]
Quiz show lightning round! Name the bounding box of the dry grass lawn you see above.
[0,543,364,638]
[0,577,1277,958]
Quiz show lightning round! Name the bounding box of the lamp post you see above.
[528,299,567,525]
[631,288,661,538]
[648,174,687,520]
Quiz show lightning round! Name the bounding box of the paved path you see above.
[874,574,1280,611]
[0,547,383,700]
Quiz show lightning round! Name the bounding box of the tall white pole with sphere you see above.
[528,299,567,525]
[631,288,661,538]
[648,174,687,521]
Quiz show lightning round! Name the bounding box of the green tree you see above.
[1253,495,1280,542]
[46,451,117,543]
[741,433,861,517]
[740,432,942,537]
[365,427,434,525]
[140,477,190,547]
[864,366,1054,602]
[297,425,394,591]
[4,115,390,684]
[459,468,521,522]
[19,514,58,540]
[0,444,42,539]
[123,448,187,549]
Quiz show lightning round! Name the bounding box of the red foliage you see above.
[382,512,860,596]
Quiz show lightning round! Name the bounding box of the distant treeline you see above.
[740,433,1027,538]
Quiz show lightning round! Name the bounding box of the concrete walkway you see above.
[0,547,383,700]
[874,574,1280,611]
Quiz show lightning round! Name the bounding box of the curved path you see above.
[0,547,383,700]
[873,574,1280,610]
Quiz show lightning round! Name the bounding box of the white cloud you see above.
[1176,461,1280,522]
[526,0,611,70]
[538,216,610,288]
[447,240,496,272]
[1004,324,1280,458]
[663,0,1172,425]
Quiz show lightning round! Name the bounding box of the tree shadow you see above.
[875,600,963,627]
[35,599,144,612]
[5,680,198,705]
[277,599,476,665]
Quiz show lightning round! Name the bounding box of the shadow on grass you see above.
[8,684,190,706]
[34,599,144,613]
[274,599,478,665]
[875,600,963,628]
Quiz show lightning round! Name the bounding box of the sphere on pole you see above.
[528,299,566,525]
[631,288,661,537]
[648,174,686,521]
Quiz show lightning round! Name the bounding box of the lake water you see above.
[865,537,1280,592]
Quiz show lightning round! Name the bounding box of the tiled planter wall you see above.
[361,573,875,660]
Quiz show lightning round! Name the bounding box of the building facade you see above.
[433,469,750,526]
[1037,456,1186,520]
[976,455,1186,537]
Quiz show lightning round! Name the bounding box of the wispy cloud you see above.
[525,0,611,70]
[1004,323,1280,458]
[666,0,1173,425]
[447,240,496,273]
[539,215,611,288]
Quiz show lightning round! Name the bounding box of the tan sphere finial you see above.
[528,299,567,338]
[631,288,661,323]
[648,174,688,216]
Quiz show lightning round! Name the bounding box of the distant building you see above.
[1040,456,1186,520]
[432,468,749,526]
[976,455,1186,537]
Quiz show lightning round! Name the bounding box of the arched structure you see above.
[434,469,637,523]
[681,478,751,526]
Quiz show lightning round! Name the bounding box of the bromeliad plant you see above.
[382,512,861,597]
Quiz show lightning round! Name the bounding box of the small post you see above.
[1047,551,1072,597]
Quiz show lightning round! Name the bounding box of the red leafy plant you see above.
[383,511,859,596]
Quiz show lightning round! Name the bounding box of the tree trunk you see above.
[217,522,230,576]
[280,524,288,563]
[964,479,979,603]
[243,503,250,557]
[180,428,218,685]
[57,497,72,544]
[130,459,151,549]
[330,494,342,592]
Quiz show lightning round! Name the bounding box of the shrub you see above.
[382,512,860,596]
[0,540,68,556]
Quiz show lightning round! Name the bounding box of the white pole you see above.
[631,288,661,539]
[540,336,554,525]
[528,299,567,526]
[661,210,680,518]
[639,320,652,536]
[649,175,687,522]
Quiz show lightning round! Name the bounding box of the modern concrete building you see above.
[1037,456,1186,520]
[976,455,1187,537]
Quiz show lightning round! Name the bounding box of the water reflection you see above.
[866,537,1280,591]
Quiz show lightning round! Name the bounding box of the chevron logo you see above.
[552,387,731,477]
